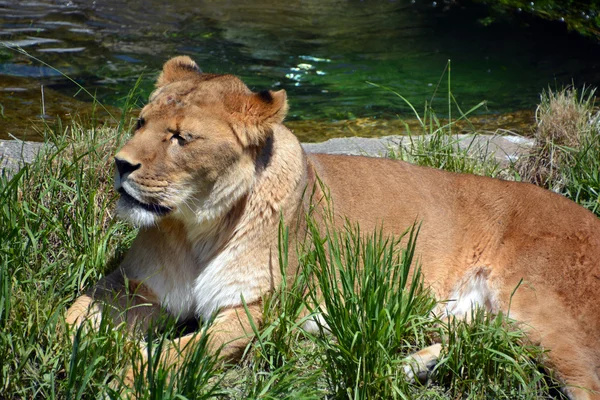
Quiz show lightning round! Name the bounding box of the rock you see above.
[302,134,534,166]
[0,139,46,174]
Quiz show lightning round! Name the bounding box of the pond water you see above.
[1,0,600,141]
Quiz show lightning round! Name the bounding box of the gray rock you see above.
[302,134,534,166]
[0,139,46,174]
[302,136,401,157]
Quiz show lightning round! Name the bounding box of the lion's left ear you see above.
[156,56,201,87]
[232,89,289,147]
[248,89,288,125]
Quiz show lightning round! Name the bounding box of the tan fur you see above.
[67,57,600,399]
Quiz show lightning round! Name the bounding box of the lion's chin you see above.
[116,192,171,227]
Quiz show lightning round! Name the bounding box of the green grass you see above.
[0,122,133,397]
[303,218,437,399]
[2,80,597,397]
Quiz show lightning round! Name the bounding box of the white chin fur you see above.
[116,197,160,227]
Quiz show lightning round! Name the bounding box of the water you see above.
[1,0,600,140]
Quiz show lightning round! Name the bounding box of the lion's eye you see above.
[136,118,145,130]
[170,132,186,145]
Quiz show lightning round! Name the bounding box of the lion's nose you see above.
[114,157,141,180]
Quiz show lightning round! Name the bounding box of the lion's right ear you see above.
[156,56,201,87]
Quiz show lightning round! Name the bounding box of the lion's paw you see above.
[402,343,441,384]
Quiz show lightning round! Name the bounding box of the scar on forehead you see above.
[165,95,184,106]
[164,86,196,104]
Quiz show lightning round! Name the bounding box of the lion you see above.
[66,56,600,399]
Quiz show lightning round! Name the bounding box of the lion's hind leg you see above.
[402,266,500,384]
[541,339,600,400]
[509,290,600,399]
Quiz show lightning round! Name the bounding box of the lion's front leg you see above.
[65,268,163,334]
[205,301,263,360]
[65,293,103,331]
[132,301,263,379]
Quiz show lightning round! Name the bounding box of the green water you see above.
[1,0,599,139]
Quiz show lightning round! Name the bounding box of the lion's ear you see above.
[250,89,289,126]
[230,89,288,147]
[156,56,201,87]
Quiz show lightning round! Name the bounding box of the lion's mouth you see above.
[118,188,172,216]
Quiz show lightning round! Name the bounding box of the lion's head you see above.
[114,56,288,227]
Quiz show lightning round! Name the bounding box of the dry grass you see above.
[517,87,599,191]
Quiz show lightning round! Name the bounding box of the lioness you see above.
[67,56,600,398]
